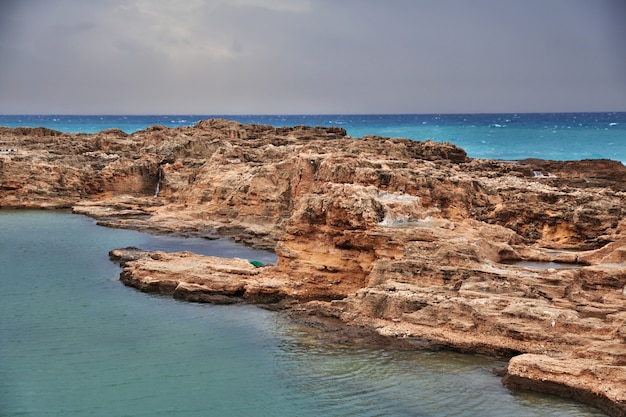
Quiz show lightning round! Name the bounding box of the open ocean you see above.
[1,112,625,162]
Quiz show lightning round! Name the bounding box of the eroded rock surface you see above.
[2,120,626,415]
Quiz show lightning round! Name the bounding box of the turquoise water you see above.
[0,211,607,416]
[0,113,624,161]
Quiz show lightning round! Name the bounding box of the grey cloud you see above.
[0,0,624,114]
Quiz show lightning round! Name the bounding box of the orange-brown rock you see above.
[2,119,626,416]
[109,248,293,304]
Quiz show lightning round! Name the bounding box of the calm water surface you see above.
[0,211,606,416]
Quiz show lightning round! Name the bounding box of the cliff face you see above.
[0,126,158,207]
[2,119,626,416]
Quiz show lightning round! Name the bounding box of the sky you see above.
[0,0,625,115]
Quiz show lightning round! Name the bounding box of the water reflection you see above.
[272,323,605,417]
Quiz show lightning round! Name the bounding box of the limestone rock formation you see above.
[2,119,626,416]
[109,248,291,304]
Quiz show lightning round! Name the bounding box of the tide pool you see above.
[0,211,606,416]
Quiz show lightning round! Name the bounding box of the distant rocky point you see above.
[1,119,625,416]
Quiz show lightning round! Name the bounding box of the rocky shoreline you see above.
[2,120,625,416]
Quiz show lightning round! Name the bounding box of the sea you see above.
[0,112,625,162]
[1,113,621,417]
[0,211,607,417]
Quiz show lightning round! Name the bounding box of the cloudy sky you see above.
[0,0,624,114]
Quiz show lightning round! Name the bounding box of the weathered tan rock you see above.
[3,119,626,415]
[504,354,626,417]
[109,248,296,305]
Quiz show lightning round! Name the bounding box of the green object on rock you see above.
[249,260,264,267]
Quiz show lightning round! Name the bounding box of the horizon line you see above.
[1,110,625,117]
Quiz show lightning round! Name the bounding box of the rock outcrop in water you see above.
[2,120,626,416]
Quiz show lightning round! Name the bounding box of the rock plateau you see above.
[1,120,625,416]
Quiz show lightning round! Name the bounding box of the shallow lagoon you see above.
[0,211,606,416]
